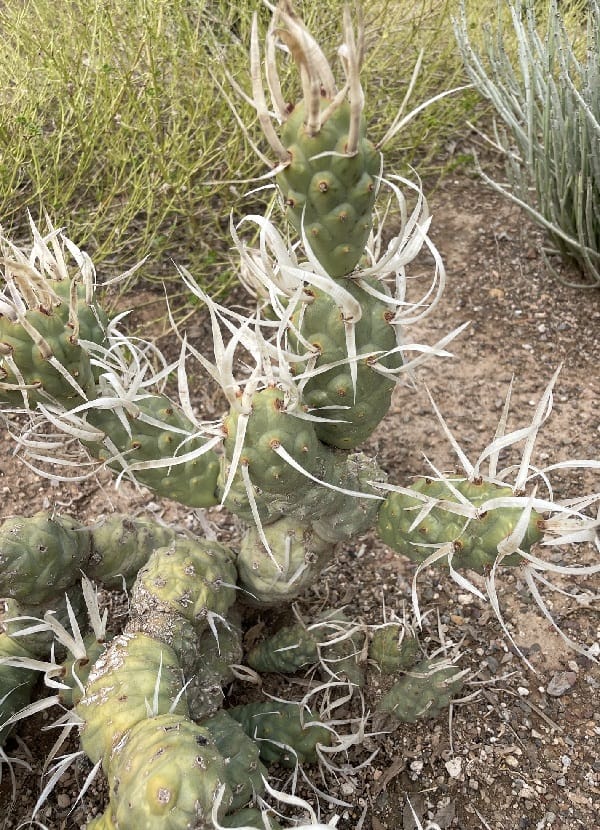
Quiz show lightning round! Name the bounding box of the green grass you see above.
[455,0,600,287]
[0,0,485,293]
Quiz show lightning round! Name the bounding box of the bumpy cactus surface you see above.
[277,100,381,277]
[0,511,90,604]
[377,477,545,572]
[107,713,233,829]
[0,2,598,829]
[377,657,467,723]
[228,700,332,768]
[369,623,420,675]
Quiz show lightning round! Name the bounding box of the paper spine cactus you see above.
[0,2,598,829]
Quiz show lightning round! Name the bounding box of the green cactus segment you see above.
[128,607,244,720]
[312,452,385,543]
[228,701,332,768]
[84,393,220,508]
[88,514,177,589]
[57,633,108,708]
[203,710,267,811]
[220,809,283,829]
[130,537,238,630]
[377,657,466,723]
[184,614,244,721]
[0,277,108,408]
[289,280,401,449]
[278,100,381,277]
[247,610,365,686]
[0,512,91,604]
[369,624,420,674]
[236,518,335,607]
[222,449,384,544]
[76,632,188,768]
[218,449,338,527]
[108,713,232,829]
[246,622,318,675]
[218,458,283,526]
[0,632,38,744]
[223,386,324,496]
[377,477,545,573]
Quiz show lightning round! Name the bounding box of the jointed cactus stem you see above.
[0,3,598,828]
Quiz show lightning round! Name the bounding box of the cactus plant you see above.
[0,2,598,829]
[377,657,468,723]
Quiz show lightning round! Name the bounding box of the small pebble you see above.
[546,671,577,697]
[445,758,462,778]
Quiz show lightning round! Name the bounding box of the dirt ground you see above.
[0,163,599,830]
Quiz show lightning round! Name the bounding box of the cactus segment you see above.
[377,657,466,723]
[0,276,107,408]
[76,632,188,768]
[108,713,232,829]
[85,393,220,508]
[183,613,244,721]
[126,610,200,675]
[127,608,243,722]
[228,700,332,768]
[203,710,267,811]
[289,280,401,449]
[88,514,177,589]
[311,452,386,543]
[130,537,238,631]
[217,457,284,526]
[219,443,346,527]
[246,609,366,687]
[236,518,335,607]
[0,512,91,604]
[0,632,38,744]
[246,621,318,675]
[368,624,420,674]
[377,477,544,573]
[222,449,384,543]
[223,387,325,496]
[277,101,381,277]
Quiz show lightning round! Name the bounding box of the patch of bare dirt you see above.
[0,167,599,830]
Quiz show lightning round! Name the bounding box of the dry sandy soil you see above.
[0,164,599,830]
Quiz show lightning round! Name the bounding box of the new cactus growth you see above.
[247,609,366,686]
[377,657,468,723]
[203,710,267,811]
[254,1,381,278]
[228,701,332,768]
[0,255,108,409]
[0,2,598,829]
[369,623,420,675]
[277,100,381,278]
